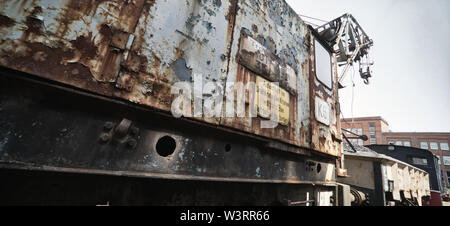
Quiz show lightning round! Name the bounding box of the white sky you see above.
[286,0,450,132]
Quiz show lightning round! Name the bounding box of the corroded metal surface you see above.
[0,75,337,185]
[222,0,311,150]
[309,32,342,157]
[340,144,430,206]
[0,0,342,157]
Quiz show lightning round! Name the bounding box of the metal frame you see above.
[315,13,374,85]
[313,37,334,91]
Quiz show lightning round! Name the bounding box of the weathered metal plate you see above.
[315,96,331,126]
[221,0,312,151]
[254,76,290,126]
[309,36,342,157]
[0,0,237,124]
[0,0,342,158]
[255,76,272,119]
[279,88,290,126]
[238,35,298,95]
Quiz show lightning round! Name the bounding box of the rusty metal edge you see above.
[344,153,429,175]
[0,161,338,186]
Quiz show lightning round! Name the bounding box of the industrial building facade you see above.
[341,116,390,146]
[341,117,450,188]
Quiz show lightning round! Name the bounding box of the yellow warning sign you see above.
[278,88,290,126]
[256,76,271,119]
[255,76,290,126]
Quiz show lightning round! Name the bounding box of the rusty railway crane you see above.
[0,0,381,206]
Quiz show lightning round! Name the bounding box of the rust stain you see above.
[116,72,136,92]
[100,49,121,81]
[111,30,129,49]
[21,6,45,40]
[23,16,42,35]
[174,39,186,59]
[66,0,108,15]
[1,41,114,96]
[225,0,238,24]
[71,35,98,60]
[122,51,148,74]
[224,0,238,73]
[150,52,160,74]
[251,24,258,33]
[116,0,146,33]
[98,23,113,38]
[0,14,15,27]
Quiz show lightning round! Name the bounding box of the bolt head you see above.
[104,122,114,131]
[130,126,139,136]
[99,133,111,143]
[127,139,137,149]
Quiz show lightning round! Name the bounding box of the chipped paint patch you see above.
[256,167,261,178]
[0,137,8,153]
[178,150,185,160]
[0,14,16,27]
[171,58,192,82]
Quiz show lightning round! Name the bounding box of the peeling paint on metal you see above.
[0,137,8,153]
[0,0,342,158]
[171,58,192,82]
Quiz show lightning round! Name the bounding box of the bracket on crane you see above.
[316,14,374,86]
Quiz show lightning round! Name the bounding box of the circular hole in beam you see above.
[156,136,176,157]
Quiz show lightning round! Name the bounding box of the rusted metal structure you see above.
[316,13,373,85]
[0,0,374,205]
[368,145,444,206]
[339,144,431,206]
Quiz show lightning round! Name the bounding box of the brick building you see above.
[341,116,390,146]
[341,117,450,188]
[383,132,450,188]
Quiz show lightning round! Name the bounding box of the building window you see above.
[404,141,411,147]
[369,124,375,135]
[395,141,402,146]
[441,143,449,151]
[447,172,450,186]
[443,156,450,166]
[430,142,438,150]
[314,39,332,90]
[411,157,428,166]
[369,124,376,145]
[437,156,441,165]
[420,142,428,150]
[356,129,363,145]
